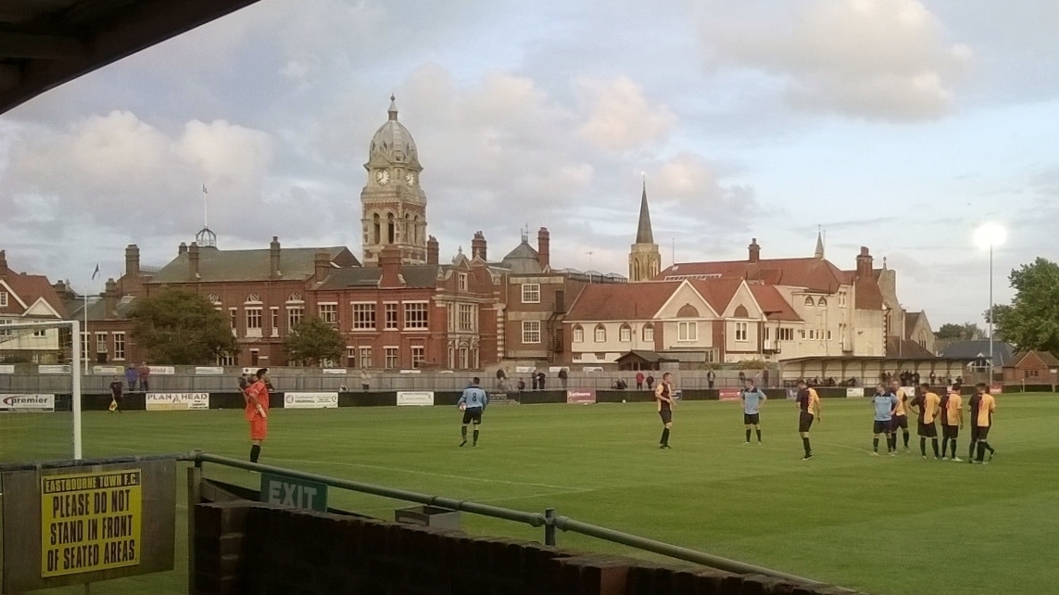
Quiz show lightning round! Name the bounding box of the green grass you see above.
[6,394,1058,595]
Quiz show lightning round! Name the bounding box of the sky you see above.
[1,0,1057,329]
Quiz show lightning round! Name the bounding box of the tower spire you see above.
[636,173,654,244]
[814,225,824,259]
[388,93,398,121]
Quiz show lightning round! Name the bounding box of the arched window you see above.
[817,297,827,307]
[372,213,381,245]
[413,215,420,244]
[594,324,606,343]
[404,213,412,243]
[804,296,815,307]
[677,304,699,318]
[642,324,654,342]
[619,324,632,342]
[734,305,749,318]
[573,325,584,343]
[387,213,396,244]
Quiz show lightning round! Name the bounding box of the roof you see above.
[149,246,357,284]
[0,265,67,318]
[0,0,265,115]
[635,182,654,244]
[315,265,441,290]
[886,337,935,359]
[566,278,742,321]
[748,284,801,321]
[939,340,1015,366]
[499,241,543,275]
[1009,350,1059,368]
[660,257,846,293]
[616,350,676,364]
[66,295,137,322]
[853,278,885,310]
[368,96,421,167]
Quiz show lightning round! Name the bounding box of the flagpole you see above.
[202,183,208,229]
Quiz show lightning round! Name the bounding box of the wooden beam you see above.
[0,32,85,60]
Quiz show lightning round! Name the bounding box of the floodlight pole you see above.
[72,319,83,460]
[988,243,994,386]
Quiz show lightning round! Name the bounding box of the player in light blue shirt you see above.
[870,383,899,456]
[740,379,767,444]
[457,377,489,447]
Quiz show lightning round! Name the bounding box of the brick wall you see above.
[194,502,871,595]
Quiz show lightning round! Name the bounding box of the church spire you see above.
[388,93,398,121]
[814,226,825,259]
[636,173,654,244]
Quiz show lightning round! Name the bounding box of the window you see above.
[219,353,236,366]
[33,327,46,337]
[95,332,107,353]
[80,332,88,355]
[521,283,540,304]
[573,325,584,343]
[113,332,126,360]
[460,346,469,369]
[458,273,468,292]
[778,327,794,341]
[245,307,262,337]
[827,330,833,340]
[270,308,279,337]
[404,302,428,329]
[594,324,606,343]
[678,321,697,342]
[808,329,817,340]
[735,322,748,342]
[804,296,815,307]
[358,347,372,368]
[457,303,476,332]
[799,330,806,339]
[643,324,654,342]
[818,297,827,307]
[384,347,399,369]
[0,319,10,336]
[838,292,847,307]
[764,327,771,340]
[353,303,376,330]
[229,308,237,332]
[0,292,7,307]
[385,303,399,329]
[319,303,338,324]
[287,306,304,330]
[522,320,541,344]
[411,346,425,369]
[619,324,632,342]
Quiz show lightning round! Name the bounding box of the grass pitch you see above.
[6,394,1058,595]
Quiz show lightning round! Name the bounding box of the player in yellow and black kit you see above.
[969,383,997,464]
[795,380,821,460]
[889,379,910,452]
[909,384,941,460]
[654,372,676,449]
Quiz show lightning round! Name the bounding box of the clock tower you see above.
[360,95,428,265]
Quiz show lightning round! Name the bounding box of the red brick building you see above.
[1003,350,1059,384]
[0,250,68,363]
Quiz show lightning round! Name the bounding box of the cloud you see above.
[576,76,676,152]
[701,0,972,120]
[650,152,757,214]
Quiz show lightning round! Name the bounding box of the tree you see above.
[284,316,345,367]
[989,257,1059,353]
[935,322,983,341]
[128,290,238,365]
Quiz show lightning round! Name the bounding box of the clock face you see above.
[375,170,390,185]
[405,172,416,187]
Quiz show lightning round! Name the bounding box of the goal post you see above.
[0,319,82,460]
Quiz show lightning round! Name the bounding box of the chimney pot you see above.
[270,237,281,279]
[125,244,140,278]
[379,245,404,288]
[427,236,439,266]
[748,238,761,263]
[188,242,200,281]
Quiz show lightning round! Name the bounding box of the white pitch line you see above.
[267,456,582,491]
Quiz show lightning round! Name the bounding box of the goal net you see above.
[0,319,83,463]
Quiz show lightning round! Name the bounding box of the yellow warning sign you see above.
[40,469,142,578]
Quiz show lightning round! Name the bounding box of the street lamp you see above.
[974,223,1007,384]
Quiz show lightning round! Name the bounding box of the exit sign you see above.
[260,473,328,512]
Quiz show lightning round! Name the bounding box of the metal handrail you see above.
[0,452,194,473]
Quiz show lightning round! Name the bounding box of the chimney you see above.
[314,250,331,282]
[537,227,550,270]
[471,231,487,261]
[748,238,760,263]
[270,236,281,280]
[104,278,118,318]
[125,244,140,278]
[188,242,200,280]
[378,245,404,288]
[178,242,188,256]
[0,250,7,276]
[427,236,439,265]
[855,246,873,279]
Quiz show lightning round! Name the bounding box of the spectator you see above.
[762,369,770,388]
[707,369,716,389]
[531,373,539,390]
[636,371,645,390]
[137,363,151,393]
[913,372,920,385]
[125,365,138,392]
[495,367,507,389]
[738,371,747,385]
[517,378,526,394]
[614,379,628,390]
[537,371,547,390]
[646,374,655,390]
[930,371,937,385]
[360,369,371,391]
[558,367,568,389]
